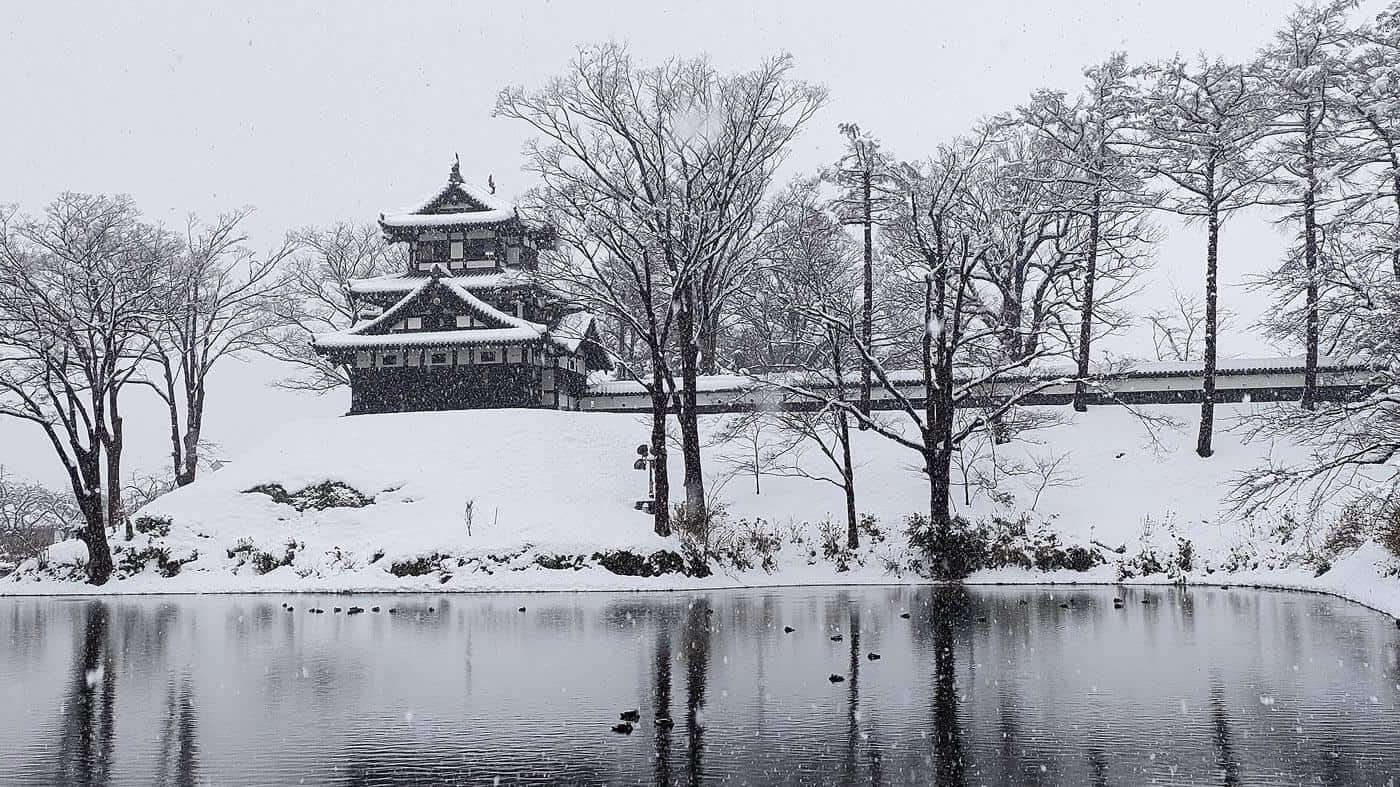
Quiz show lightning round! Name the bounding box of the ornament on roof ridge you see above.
[488,175,496,195]
[449,154,463,186]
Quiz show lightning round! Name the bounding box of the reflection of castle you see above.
[312,160,610,415]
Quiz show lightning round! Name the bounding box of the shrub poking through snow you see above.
[388,553,451,577]
[1113,516,1198,583]
[1318,493,1400,564]
[906,513,1105,581]
[117,545,196,578]
[710,518,784,573]
[242,481,374,512]
[906,515,986,580]
[228,538,302,575]
[132,515,172,537]
[1381,510,1400,565]
[590,549,687,577]
[534,554,588,571]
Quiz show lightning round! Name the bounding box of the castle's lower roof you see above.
[313,327,544,351]
[350,270,532,296]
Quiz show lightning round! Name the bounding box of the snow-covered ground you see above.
[4,404,1398,619]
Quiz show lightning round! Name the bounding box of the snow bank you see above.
[4,405,1397,618]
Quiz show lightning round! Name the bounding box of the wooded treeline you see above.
[3,1,1398,583]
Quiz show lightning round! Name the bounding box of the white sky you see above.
[0,0,1387,486]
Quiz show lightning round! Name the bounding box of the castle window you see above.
[478,349,498,364]
[450,241,464,260]
[455,315,472,328]
[380,353,399,367]
[463,239,497,260]
[417,240,448,262]
[429,352,449,366]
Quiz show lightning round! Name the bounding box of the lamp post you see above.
[632,443,655,514]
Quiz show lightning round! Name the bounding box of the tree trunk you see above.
[73,456,112,585]
[926,446,953,537]
[1392,165,1400,282]
[699,310,721,375]
[1197,193,1220,459]
[1072,188,1103,412]
[678,285,706,521]
[922,272,953,536]
[106,388,130,541]
[160,359,186,486]
[859,170,873,427]
[1301,109,1319,411]
[831,325,858,549]
[178,380,204,486]
[649,363,671,538]
[840,415,858,550]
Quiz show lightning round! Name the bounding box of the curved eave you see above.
[379,214,529,242]
[313,328,546,354]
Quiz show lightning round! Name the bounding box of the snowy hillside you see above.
[4,405,1398,614]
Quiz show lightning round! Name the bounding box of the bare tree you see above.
[1256,1,1358,410]
[142,209,291,487]
[1020,52,1160,411]
[498,44,826,534]
[1231,4,1400,522]
[0,467,79,570]
[1146,284,1237,362]
[741,177,864,546]
[0,194,167,584]
[830,123,894,423]
[1137,55,1277,457]
[1338,3,1400,281]
[259,222,398,392]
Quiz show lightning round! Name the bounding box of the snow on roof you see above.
[340,276,435,335]
[383,166,518,230]
[438,278,543,332]
[397,174,512,216]
[547,311,596,354]
[584,356,1377,397]
[380,209,516,229]
[350,270,532,295]
[313,327,543,350]
[588,374,758,396]
[313,270,548,353]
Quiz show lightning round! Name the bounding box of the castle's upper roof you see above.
[379,158,521,233]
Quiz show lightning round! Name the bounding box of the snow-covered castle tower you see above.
[312,159,610,414]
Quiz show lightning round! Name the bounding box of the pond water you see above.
[1,586,1398,786]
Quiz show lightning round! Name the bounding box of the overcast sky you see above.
[1,0,1388,486]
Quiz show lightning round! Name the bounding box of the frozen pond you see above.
[1,586,1398,786]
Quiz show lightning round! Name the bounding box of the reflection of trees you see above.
[56,601,115,787]
[682,600,711,787]
[653,627,674,787]
[929,588,967,787]
[1087,748,1109,787]
[840,604,861,786]
[1209,681,1240,787]
[156,675,200,787]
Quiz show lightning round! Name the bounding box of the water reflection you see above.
[56,601,115,787]
[155,675,199,787]
[0,586,1396,786]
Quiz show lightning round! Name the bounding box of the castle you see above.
[312,161,610,414]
